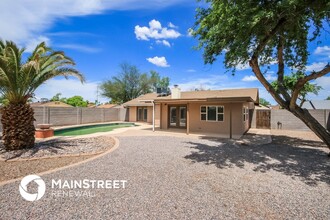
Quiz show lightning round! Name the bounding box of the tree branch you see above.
[249,58,287,108]
[253,17,287,57]
[276,34,291,101]
[302,64,330,82]
[290,64,330,109]
[249,17,289,108]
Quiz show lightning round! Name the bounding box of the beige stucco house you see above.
[123,87,259,138]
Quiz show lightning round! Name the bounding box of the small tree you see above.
[326,96,330,100]
[272,76,322,107]
[259,98,271,106]
[51,93,62,101]
[66,96,88,107]
[194,0,330,149]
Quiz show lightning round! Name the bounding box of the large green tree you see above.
[0,41,84,150]
[100,63,170,103]
[66,95,88,107]
[194,0,330,150]
[150,70,170,91]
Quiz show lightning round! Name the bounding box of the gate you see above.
[256,110,271,129]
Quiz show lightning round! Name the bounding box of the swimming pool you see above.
[54,123,136,136]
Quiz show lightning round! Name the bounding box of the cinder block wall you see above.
[0,106,126,132]
[251,108,329,131]
[271,109,328,130]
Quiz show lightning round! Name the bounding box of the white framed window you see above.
[243,107,249,121]
[200,106,224,122]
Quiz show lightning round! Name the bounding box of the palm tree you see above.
[0,40,85,150]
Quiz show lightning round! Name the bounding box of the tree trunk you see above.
[1,103,35,150]
[249,58,330,154]
[290,106,330,150]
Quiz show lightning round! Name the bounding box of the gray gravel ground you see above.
[0,135,329,219]
[0,136,114,160]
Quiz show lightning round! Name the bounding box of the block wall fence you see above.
[0,106,128,132]
[251,109,330,131]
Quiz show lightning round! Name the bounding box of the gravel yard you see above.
[0,131,329,219]
[0,136,115,182]
[0,136,115,160]
[0,155,95,182]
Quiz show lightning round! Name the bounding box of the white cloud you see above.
[242,75,257,82]
[168,22,178,29]
[176,74,245,91]
[265,74,277,81]
[308,76,330,100]
[305,62,328,72]
[25,36,51,53]
[242,73,276,82]
[186,69,196,73]
[135,19,181,41]
[57,44,102,53]
[156,40,171,47]
[0,0,104,45]
[34,78,109,103]
[0,0,190,48]
[146,56,170,67]
[314,46,330,57]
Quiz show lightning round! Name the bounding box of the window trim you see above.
[200,105,225,122]
[243,106,249,122]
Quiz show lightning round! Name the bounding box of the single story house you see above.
[123,86,259,138]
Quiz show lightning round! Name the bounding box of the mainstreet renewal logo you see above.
[19,175,46,202]
[19,175,127,201]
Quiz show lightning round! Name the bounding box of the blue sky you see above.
[0,0,329,104]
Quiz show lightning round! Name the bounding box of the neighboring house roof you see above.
[87,103,96,108]
[30,101,73,108]
[255,104,270,110]
[302,100,330,109]
[96,104,118,108]
[123,88,259,107]
[270,104,282,110]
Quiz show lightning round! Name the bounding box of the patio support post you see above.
[230,107,232,139]
[186,103,190,135]
[152,101,155,132]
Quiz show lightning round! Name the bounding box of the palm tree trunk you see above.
[1,103,35,150]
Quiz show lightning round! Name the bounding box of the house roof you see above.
[302,100,330,109]
[96,104,118,109]
[255,104,270,110]
[123,88,259,107]
[30,101,73,108]
[123,93,159,106]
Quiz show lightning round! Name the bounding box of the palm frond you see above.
[0,41,85,104]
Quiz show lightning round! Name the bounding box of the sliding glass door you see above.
[137,107,148,122]
[169,105,186,128]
